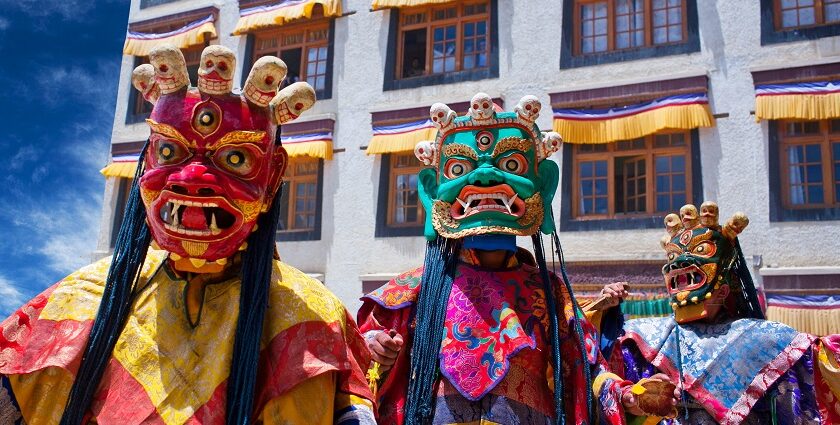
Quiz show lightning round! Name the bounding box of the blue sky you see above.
[0,0,129,315]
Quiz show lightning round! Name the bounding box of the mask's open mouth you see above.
[450,184,526,220]
[157,194,238,238]
[665,264,707,295]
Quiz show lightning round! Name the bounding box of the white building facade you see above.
[98,0,840,328]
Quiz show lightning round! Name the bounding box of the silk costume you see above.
[611,203,840,424]
[0,251,372,424]
[359,251,629,424]
[359,94,632,424]
[0,44,375,423]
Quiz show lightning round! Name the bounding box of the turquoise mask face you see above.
[415,94,561,241]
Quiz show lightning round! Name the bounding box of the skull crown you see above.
[660,202,750,248]
[414,92,561,166]
[135,44,315,126]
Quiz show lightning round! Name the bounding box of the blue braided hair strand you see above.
[224,179,285,423]
[404,236,460,425]
[60,141,152,424]
[531,234,566,425]
[733,238,765,320]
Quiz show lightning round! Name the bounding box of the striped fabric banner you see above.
[766,293,840,336]
[281,131,334,159]
[366,119,436,154]
[100,154,140,178]
[233,0,342,35]
[124,15,216,56]
[767,294,840,310]
[754,80,840,121]
[552,93,714,144]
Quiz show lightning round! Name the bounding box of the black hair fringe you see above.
[404,236,459,425]
[61,141,152,424]
[225,182,285,423]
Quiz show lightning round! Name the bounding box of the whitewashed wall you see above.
[101,0,840,313]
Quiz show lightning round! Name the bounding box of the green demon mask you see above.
[660,202,749,323]
[414,93,562,241]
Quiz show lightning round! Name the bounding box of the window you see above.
[775,0,840,29]
[761,0,840,44]
[384,0,498,91]
[388,153,424,227]
[561,0,699,68]
[277,158,323,241]
[563,131,699,230]
[376,153,425,236]
[252,17,332,99]
[575,0,686,55]
[396,2,489,78]
[777,120,840,209]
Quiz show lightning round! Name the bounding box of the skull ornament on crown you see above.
[131,44,315,273]
[415,93,563,240]
[660,201,750,323]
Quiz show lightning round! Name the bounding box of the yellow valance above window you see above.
[551,93,714,144]
[100,161,138,178]
[233,0,342,35]
[754,81,840,121]
[371,0,457,10]
[366,119,436,154]
[124,14,217,56]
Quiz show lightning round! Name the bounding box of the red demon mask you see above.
[131,45,315,272]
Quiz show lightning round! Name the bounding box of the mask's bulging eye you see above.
[214,146,256,176]
[476,131,494,151]
[498,153,527,175]
[692,241,716,257]
[154,140,190,166]
[444,158,474,179]
[668,252,677,262]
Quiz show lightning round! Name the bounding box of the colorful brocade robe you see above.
[617,316,840,424]
[0,250,375,424]
[358,250,630,424]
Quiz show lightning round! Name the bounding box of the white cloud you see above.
[36,61,120,116]
[0,274,27,317]
[0,190,102,274]
[9,145,38,171]
[0,16,9,31]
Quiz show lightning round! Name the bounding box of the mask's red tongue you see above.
[677,274,689,289]
[181,206,207,229]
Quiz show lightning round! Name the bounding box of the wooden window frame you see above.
[387,153,425,228]
[559,129,703,231]
[560,0,699,68]
[375,153,426,237]
[768,120,840,221]
[251,13,333,100]
[394,1,490,79]
[383,0,499,91]
[572,0,688,56]
[772,0,840,30]
[570,131,693,220]
[761,0,840,44]
[276,158,324,242]
[777,119,840,210]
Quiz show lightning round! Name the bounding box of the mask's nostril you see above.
[197,188,215,196]
[170,185,188,195]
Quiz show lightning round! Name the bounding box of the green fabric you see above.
[621,297,672,318]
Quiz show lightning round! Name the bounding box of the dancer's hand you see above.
[366,329,404,373]
[600,281,630,308]
[621,373,681,417]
